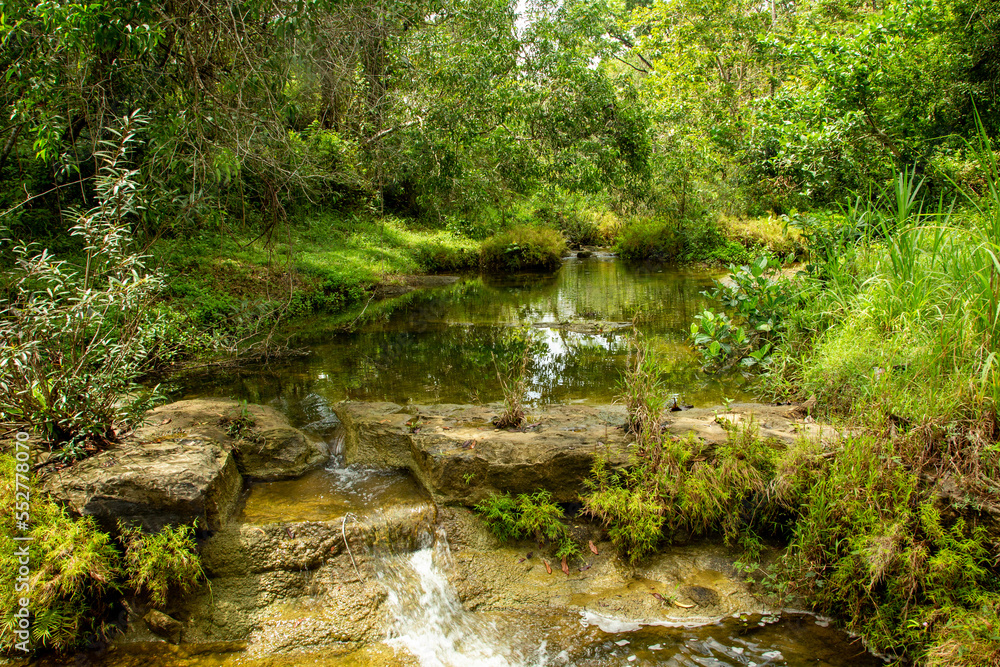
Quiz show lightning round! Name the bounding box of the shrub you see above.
[614,218,681,261]
[479,226,566,273]
[691,255,796,371]
[583,419,780,564]
[413,240,478,273]
[0,112,164,456]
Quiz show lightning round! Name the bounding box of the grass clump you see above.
[618,334,667,436]
[475,490,579,560]
[491,328,540,429]
[479,225,566,273]
[584,419,780,564]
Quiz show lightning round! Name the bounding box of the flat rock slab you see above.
[334,401,845,506]
[40,436,241,532]
[136,398,329,481]
[441,507,765,627]
[334,402,631,505]
[663,403,847,447]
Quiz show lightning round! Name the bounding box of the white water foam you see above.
[377,540,552,667]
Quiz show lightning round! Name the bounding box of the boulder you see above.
[40,436,241,532]
[134,398,329,481]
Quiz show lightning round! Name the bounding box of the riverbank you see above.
[143,209,800,350]
[2,397,882,666]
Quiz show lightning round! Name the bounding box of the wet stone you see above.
[681,585,720,607]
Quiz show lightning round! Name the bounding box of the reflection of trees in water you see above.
[174,263,748,414]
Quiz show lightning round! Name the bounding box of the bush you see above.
[584,419,779,564]
[0,113,165,456]
[614,218,681,261]
[691,255,797,371]
[413,240,479,273]
[475,490,579,559]
[479,226,566,273]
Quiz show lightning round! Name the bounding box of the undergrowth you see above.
[0,453,204,655]
[475,490,580,560]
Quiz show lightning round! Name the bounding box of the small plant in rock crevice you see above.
[618,334,667,437]
[219,404,261,443]
[492,329,537,430]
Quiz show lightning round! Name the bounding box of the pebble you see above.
[648,644,662,651]
[627,656,637,662]
[615,639,630,646]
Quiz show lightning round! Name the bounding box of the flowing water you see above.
[51,258,885,667]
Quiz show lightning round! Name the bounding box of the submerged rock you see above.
[40,436,241,532]
[681,584,721,607]
[144,610,184,644]
[531,320,632,334]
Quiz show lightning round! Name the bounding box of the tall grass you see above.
[779,119,1000,489]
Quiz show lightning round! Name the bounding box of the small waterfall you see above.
[375,532,554,667]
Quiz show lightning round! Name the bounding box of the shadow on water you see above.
[173,257,753,414]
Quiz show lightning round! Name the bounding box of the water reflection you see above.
[175,257,752,414]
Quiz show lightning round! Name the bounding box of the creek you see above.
[60,256,881,666]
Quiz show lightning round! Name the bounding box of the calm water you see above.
[175,256,752,413]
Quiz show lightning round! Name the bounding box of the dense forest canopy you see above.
[1,0,997,242]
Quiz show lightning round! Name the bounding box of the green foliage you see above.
[0,113,165,454]
[120,523,204,609]
[691,255,795,371]
[614,218,682,261]
[614,215,754,264]
[0,455,120,654]
[474,490,579,559]
[479,226,567,273]
[786,436,1000,664]
[220,405,260,442]
[413,241,479,273]
[584,418,780,564]
[618,335,667,437]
